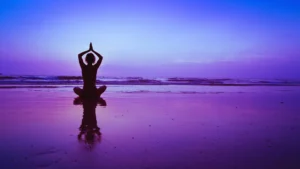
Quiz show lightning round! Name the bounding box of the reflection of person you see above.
[75,98,106,148]
[73,43,106,98]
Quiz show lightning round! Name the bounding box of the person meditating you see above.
[73,43,106,98]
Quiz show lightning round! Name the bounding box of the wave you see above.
[0,75,300,86]
[56,76,83,80]
[167,78,229,85]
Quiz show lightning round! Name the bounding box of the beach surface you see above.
[1,86,300,169]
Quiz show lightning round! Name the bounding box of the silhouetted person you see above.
[73,43,106,98]
[74,97,107,149]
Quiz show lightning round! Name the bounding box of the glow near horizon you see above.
[0,0,300,77]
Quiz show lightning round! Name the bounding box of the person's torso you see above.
[81,66,97,90]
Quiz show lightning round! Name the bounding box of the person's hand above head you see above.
[89,42,94,52]
[78,43,94,67]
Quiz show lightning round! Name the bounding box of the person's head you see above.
[85,53,96,65]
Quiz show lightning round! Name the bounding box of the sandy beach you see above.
[1,86,300,169]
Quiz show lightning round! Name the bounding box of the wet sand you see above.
[1,87,300,169]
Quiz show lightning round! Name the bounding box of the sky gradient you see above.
[0,0,300,78]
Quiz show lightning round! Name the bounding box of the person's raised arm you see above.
[78,49,90,67]
[92,49,103,68]
[89,43,103,68]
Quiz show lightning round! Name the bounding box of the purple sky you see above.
[0,0,299,78]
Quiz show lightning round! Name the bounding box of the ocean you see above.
[1,75,300,94]
[1,75,300,86]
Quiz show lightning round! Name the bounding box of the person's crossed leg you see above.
[73,85,107,97]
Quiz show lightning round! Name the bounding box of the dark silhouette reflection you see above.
[73,97,107,149]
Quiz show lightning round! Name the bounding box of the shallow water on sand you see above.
[0,87,300,169]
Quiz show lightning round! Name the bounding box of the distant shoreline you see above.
[1,75,300,87]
